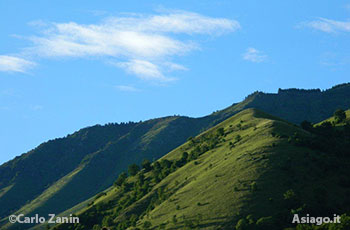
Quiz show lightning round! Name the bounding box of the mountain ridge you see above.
[1,83,350,230]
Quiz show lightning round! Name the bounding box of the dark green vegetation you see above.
[0,83,349,230]
[0,117,210,230]
[226,83,350,124]
[48,109,350,230]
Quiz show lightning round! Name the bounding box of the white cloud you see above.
[164,62,188,71]
[30,25,192,59]
[26,11,238,81]
[302,18,350,33]
[115,85,139,92]
[242,48,267,63]
[105,11,240,35]
[0,55,36,73]
[116,60,169,81]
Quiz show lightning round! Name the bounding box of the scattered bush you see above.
[142,159,152,172]
[114,172,127,187]
[334,109,346,123]
[128,164,140,176]
[217,127,225,136]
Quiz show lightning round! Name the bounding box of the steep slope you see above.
[50,109,350,230]
[1,83,350,230]
[0,123,137,218]
[0,117,209,228]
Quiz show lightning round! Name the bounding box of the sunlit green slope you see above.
[52,109,350,230]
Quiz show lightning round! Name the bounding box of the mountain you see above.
[1,83,350,230]
[48,108,350,230]
[0,117,208,228]
[216,83,350,124]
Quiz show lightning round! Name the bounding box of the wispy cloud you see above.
[116,60,168,81]
[164,62,188,71]
[25,11,239,81]
[104,11,240,35]
[0,55,36,73]
[242,48,267,63]
[301,18,350,33]
[115,85,140,92]
[30,25,193,59]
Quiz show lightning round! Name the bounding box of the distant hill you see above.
[215,82,350,124]
[48,108,350,230]
[1,83,350,230]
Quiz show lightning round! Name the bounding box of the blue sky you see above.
[1,0,350,164]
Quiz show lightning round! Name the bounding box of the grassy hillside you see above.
[48,109,350,230]
[1,83,350,230]
[316,109,350,126]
